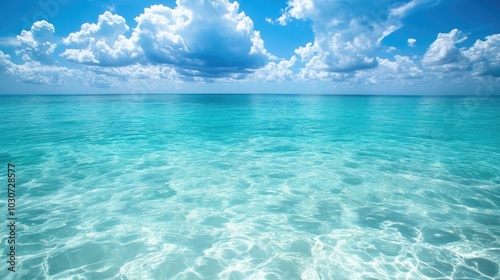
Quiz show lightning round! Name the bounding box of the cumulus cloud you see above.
[252,56,297,82]
[0,50,13,72]
[132,0,270,77]
[16,20,57,63]
[407,38,416,47]
[464,33,500,77]
[0,26,74,85]
[358,29,500,89]
[375,55,423,80]
[61,0,271,78]
[423,29,500,77]
[276,0,315,25]
[62,11,140,66]
[0,23,88,86]
[2,22,81,86]
[279,0,431,74]
[422,29,468,70]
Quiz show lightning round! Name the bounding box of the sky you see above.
[0,0,499,94]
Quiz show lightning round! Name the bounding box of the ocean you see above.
[0,94,499,279]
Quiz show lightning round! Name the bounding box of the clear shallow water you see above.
[0,94,499,280]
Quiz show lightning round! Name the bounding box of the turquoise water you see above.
[0,94,499,279]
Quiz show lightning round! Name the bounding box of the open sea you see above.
[0,94,499,280]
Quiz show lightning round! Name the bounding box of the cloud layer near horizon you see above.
[0,0,499,93]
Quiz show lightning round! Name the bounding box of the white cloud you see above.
[276,0,315,25]
[2,59,82,85]
[0,49,182,89]
[0,50,10,59]
[293,54,424,87]
[2,0,276,88]
[423,30,500,77]
[64,11,129,45]
[390,0,433,17]
[1,25,86,86]
[464,33,500,77]
[407,38,416,47]
[279,0,429,74]
[61,1,271,78]
[62,11,140,66]
[88,63,180,81]
[0,50,109,88]
[252,56,297,82]
[16,20,57,63]
[2,1,498,92]
[132,0,270,77]
[0,50,13,72]
[386,46,397,53]
[422,29,468,70]
[374,55,423,80]
[0,37,21,47]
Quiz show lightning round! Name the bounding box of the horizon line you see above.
[1,93,498,97]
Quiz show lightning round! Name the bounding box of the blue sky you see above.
[0,0,498,94]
